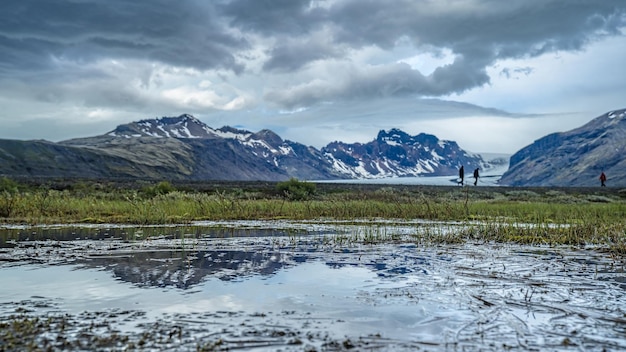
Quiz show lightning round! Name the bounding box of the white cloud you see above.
[452,35,626,115]
[398,47,456,76]
[161,86,223,109]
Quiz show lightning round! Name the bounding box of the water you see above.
[1,222,625,351]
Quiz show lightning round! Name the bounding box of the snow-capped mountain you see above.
[104,114,485,179]
[500,108,626,187]
[106,114,320,168]
[107,114,253,140]
[323,128,483,178]
[5,109,621,185]
[60,114,341,180]
[0,114,494,181]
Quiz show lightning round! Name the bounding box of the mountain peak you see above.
[377,128,411,144]
[253,129,282,143]
[179,113,196,120]
[376,128,442,148]
[107,114,216,139]
[153,113,202,126]
[323,127,482,178]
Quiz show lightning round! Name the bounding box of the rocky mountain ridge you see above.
[500,109,626,187]
[322,128,484,178]
[0,114,486,181]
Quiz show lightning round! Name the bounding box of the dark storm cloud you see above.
[262,35,345,72]
[222,0,626,107]
[0,0,247,75]
[219,0,325,36]
[339,0,626,80]
[1,0,625,110]
[252,0,626,58]
[263,63,427,107]
[264,60,490,108]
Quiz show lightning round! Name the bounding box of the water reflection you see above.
[80,250,300,289]
[1,224,437,291]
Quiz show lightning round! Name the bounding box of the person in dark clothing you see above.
[600,172,607,187]
[458,166,464,186]
[473,168,479,186]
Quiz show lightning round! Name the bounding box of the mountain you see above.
[322,128,484,178]
[0,114,485,181]
[0,138,158,179]
[500,109,626,187]
[105,114,216,138]
[60,114,339,181]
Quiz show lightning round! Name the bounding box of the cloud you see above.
[221,0,626,108]
[452,34,626,114]
[262,29,346,72]
[263,57,494,108]
[219,0,325,36]
[1,0,625,154]
[0,0,247,75]
[3,0,624,102]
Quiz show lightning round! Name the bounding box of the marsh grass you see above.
[2,184,624,225]
[1,179,625,253]
[294,220,626,255]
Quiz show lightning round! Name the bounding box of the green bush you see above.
[0,177,20,218]
[0,177,19,194]
[141,181,176,198]
[276,178,316,201]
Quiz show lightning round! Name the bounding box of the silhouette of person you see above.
[600,172,607,187]
[458,166,465,186]
[473,168,479,186]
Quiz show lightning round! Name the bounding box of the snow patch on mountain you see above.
[607,110,625,119]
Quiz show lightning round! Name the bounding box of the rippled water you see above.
[1,222,625,351]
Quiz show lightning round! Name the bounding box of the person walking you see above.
[599,172,607,187]
[458,166,465,186]
[473,168,479,186]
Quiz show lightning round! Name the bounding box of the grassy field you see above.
[1,177,625,253]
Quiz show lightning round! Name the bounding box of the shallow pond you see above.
[1,221,625,351]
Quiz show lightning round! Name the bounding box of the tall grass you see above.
[1,185,625,225]
[1,180,625,252]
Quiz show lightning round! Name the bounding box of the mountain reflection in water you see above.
[79,250,304,289]
[78,248,435,290]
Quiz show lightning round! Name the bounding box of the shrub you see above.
[0,177,19,194]
[141,181,176,198]
[276,178,316,201]
[0,177,19,217]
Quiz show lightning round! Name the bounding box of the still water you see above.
[1,222,625,351]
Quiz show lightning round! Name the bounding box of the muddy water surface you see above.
[1,221,625,351]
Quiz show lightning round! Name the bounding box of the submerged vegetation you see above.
[0,177,625,253]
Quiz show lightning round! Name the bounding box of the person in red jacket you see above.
[599,172,607,187]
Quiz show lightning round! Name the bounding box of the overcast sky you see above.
[1,0,624,154]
